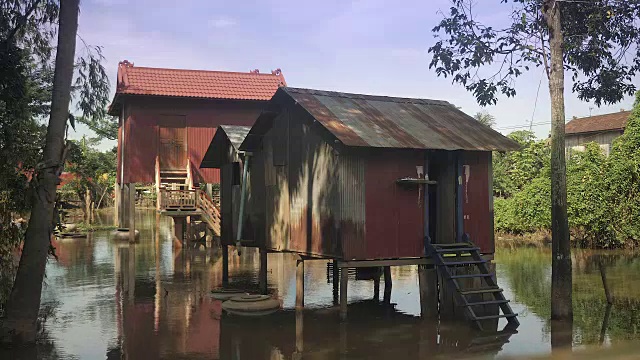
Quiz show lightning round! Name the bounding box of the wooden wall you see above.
[119,97,264,184]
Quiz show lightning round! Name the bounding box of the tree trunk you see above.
[1,0,79,343]
[544,0,573,322]
[85,188,91,225]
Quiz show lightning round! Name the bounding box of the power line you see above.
[496,121,551,131]
[529,69,544,131]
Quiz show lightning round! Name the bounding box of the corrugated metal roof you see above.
[221,125,251,150]
[200,125,251,168]
[565,110,630,134]
[282,87,520,151]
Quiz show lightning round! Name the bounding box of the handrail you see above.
[159,187,221,236]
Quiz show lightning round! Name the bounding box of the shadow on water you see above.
[4,210,640,359]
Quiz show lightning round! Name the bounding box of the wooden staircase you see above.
[160,170,188,188]
[159,187,221,237]
[426,239,519,331]
[196,190,221,236]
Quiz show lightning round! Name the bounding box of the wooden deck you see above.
[159,188,221,236]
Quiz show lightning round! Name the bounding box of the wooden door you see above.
[461,152,492,253]
[159,121,186,170]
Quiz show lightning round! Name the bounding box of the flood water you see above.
[6,210,640,359]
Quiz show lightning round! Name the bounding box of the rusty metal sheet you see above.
[200,125,251,169]
[221,125,251,150]
[284,87,520,151]
[339,153,366,260]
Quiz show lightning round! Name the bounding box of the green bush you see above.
[494,91,640,248]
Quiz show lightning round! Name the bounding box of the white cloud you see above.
[208,17,237,29]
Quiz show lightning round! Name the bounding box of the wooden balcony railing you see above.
[160,188,197,210]
[159,187,221,236]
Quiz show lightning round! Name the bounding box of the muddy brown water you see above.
[4,210,640,359]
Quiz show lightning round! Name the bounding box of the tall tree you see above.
[473,110,496,128]
[1,0,79,343]
[428,0,640,323]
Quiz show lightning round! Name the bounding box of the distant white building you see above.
[565,110,631,156]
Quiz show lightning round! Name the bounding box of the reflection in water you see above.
[496,247,640,349]
[4,210,640,359]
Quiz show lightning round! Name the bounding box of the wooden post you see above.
[373,270,380,301]
[340,266,348,321]
[222,244,229,286]
[296,258,304,309]
[129,184,136,243]
[332,259,339,305]
[419,265,438,318]
[114,179,120,227]
[85,188,91,225]
[294,310,304,359]
[173,216,186,243]
[599,304,612,345]
[120,183,128,228]
[185,216,192,244]
[383,266,392,304]
[599,260,613,305]
[90,201,95,224]
[260,248,268,295]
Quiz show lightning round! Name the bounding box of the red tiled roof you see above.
[113,60,286,102]
[565,110,631,134]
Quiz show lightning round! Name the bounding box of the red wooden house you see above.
[238,88,521,326]
[108,61,285,223]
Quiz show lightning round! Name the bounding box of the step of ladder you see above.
[450,273,493,279]
[434,247,480,253]
[462,299,510,307]
[442,260,486,266]
[425,237,519,331]
[473,313,518,321]
[459,287,503,295]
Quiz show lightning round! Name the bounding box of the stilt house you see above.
[200,125,263,247]
[239,87,519,260]
[109,60,285,189]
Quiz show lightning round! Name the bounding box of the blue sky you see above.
[73,0,637,149]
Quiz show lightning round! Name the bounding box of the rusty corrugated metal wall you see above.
[461,151,493,254]
[263,111,290,251]
[262,108,340,257]
[337,153,366,260]
[287,107,340,257]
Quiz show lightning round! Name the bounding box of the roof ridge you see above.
[123,65,285,77]
[283,87,452,106]
[569,110,631,121]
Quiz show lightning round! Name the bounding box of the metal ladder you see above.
[426,239,519,331]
